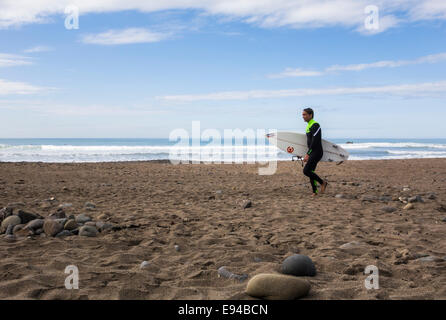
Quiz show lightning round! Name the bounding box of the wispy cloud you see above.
[23,45,53,53]
[270,52,446,78]
[268,68,323,78]
[0,53,32,67]
[158,81,446,101]
[81,28,171,45]
[0,78,47,95]
[0,0,445,34]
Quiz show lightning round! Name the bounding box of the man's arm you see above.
[307,123,321,155]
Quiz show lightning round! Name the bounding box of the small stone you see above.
[12,224,25,234]
[408,196,423,203]
[245,273,310,300]
[0,206,14,221]
[379,196,392,202]
[140,261,150,269]
[43,219,64,237]
[254,257,262,262]
[442,217,446,223]
[242,200,252,209]
[17,209,42,224]
[335,194,345,199]
[402,187,410,192]
[49,208,66,219]
[5,224,14,235]
[97,213,109,220]
[427,193,436,200]
[58,203,73,209]
[79,225,98,237]
[64,219,77,231]
[381,206,397,213]
[417,255,441,262]
[174,245,180,252]
[85,221,97,226]
[75,214,92,224]
[56,230,73,238]
[281,254,316,277]
[339,241,368,255]
[1,215,22,233]
[403,203,414,210]
[85,202,96,210]
[24,219,44,231]
[361,195,377,202]
[398,197,408,204]
[216,190,222,194]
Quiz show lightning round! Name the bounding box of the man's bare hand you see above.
[304,154,309,163]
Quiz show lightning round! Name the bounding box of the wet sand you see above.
[0,159,445,300]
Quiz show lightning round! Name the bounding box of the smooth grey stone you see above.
[56,230,73,238]
[75,214,92,224]
[140,261,150,269]
[79,225,98,237]
[25,219,44,230]
[281,254,316,277]
[5,224,14,235]
[85,202,96,209]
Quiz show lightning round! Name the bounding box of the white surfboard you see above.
[266,131,349,163]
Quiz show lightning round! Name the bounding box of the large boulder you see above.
[281,254,317,277]
[245,273,310,300]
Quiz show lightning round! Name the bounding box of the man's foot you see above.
[311,193,318,197]
[320,181,328,194]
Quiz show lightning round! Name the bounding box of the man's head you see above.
[302,108,314,122]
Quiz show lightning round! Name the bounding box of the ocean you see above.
[1,138,446,163]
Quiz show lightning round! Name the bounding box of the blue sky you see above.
[1,1,446,139]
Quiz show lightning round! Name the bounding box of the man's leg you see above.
[303,156,323,194]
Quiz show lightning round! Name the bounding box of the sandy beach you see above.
[0,158,445,300]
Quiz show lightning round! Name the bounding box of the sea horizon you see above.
[1,137,446,163]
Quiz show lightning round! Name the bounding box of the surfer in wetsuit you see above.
[302,108,328,196]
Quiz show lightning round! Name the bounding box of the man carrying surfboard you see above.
[302,108,328,196]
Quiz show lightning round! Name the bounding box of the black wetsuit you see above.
[303,119,324,194]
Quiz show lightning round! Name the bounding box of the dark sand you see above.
[0,159,445,299]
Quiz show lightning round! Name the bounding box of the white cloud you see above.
[81,28,171,45]
[158,81,446,101]
[0,53,32,67]
[0,0,443,34]
[23,45,53,53]
[268,68,323,78]
[271,52,446,77]
[0,79,46,95]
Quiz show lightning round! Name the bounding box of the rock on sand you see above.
[245,273,310,300]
